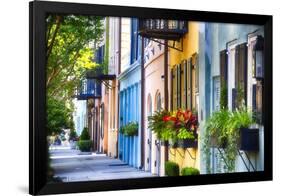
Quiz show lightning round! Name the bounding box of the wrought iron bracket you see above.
[216,147,230,170]
[237,150,257,172]
[147,38,184,52]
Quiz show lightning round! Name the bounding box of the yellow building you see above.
[168,22,200,172]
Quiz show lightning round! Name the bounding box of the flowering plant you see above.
[163,109,198,140]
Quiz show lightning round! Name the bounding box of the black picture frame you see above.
[29,1,272,195]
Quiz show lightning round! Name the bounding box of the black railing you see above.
[76,79,101,100]
[139,19,187,40]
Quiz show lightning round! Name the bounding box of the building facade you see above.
[143,39,165,175]
[73,99,87,136]
[198,22,264,174]
[107,17,121,158]
[168,21,201,172]
[118,18,142,168]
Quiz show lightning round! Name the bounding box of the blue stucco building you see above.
[118,18,142,168]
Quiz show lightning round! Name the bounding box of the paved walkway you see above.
[50,146,154,182]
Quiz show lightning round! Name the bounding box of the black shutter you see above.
[172,67,177,110]
[184,60,188,109]
[235,43,248,107]
[181,61,186,109]
[187,59,192,109]
[177,64,181,108]
[220,50,228,109]
[232,88,237,110]
[220,50,228,86]
[194,53,199,93]
[170,69,174,110]
[256,80,263,124]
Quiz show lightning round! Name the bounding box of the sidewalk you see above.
[50,147,154,182]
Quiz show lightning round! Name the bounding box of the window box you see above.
[239,128,259,151]
[177,139,198,148]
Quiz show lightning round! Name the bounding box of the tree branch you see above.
[47,15,62,60]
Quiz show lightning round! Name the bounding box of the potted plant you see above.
[69,130,78,149]
[77,127,92,152]
[205,109,230,148]
[164,161,179,176]
[181,167,200,176]
[123,122,138,136]
[163,109,198,148]
[228,107,259,151]
[148,110,172,146]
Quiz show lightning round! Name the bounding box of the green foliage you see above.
[235,84,245,109]
[78,140,92,152]
[47,97,74,135]
[69,130,78,140]
[205,109,231,145]
[46,14,104,100]
[125,122,138,136]
[165,161,180,176]
[181,167,200,176]
[161,128,176,141]
[177,128,195,140]
[119,125,125,134]
[220,81,228,109]
[80,127,90,140]
[121,122,138,136]
[203,107,253,172]
[148,110,172,140]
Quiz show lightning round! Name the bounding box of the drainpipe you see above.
[164,40,169,162]
[117,17,121,158]
[140,36,145,169]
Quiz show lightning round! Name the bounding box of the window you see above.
[171,57,196,111]
[213,76,220,111]
[156,92,161,111]
[249,35,264,124]
[121,18,131,71]
[131,18,138,63]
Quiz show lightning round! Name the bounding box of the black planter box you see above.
[168,140,178,148]
[239,128,259,151]
[161,140,169,146]
[177,139,198,148]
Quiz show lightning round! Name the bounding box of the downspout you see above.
[140,36,145,169]
[164,40,169,163]
[117,17,121,158]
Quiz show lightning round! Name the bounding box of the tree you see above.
[45,15,105,135]
[47,97,74,135]
[46,14,104,100]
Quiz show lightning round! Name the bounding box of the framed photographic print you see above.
[29,0,272,195]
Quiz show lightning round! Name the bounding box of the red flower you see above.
[163,116,170,122]
[183,109,192,121]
